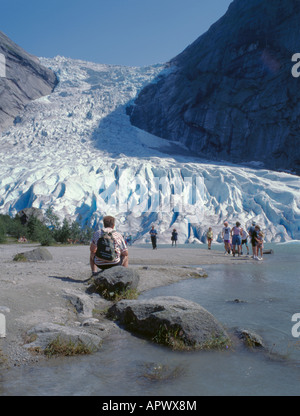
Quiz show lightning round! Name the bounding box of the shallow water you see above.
[1,243,300,396]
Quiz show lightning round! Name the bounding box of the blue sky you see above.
[1,0,233,67]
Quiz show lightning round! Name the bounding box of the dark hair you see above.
[236,222,241,227]
[103,215,115,228]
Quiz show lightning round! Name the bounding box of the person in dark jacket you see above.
[171,228,178,247]
[149,225,158,249]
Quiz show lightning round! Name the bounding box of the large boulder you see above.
[108,296,230,350]
[14,247,53,262]
[93,266,140,297]
[24,322,102,353]
[63,289,95,319]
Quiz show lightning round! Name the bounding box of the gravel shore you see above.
[0,243,252,368]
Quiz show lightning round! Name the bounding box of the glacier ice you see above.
[0,56,299,244]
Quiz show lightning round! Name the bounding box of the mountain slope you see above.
[129,0,300,174]
[0,56,299,243]
[0,30,58,131]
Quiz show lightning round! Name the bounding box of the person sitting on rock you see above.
[90,215,128,276]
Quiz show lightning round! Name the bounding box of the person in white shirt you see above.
[241,228,250,255]
[222,221,231,255]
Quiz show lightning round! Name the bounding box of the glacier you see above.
[0,56,299,244]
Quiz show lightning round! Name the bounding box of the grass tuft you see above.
[44,336,96,357]
[153,324,231,351]
[13,253,28,262]
[100,287,139,301]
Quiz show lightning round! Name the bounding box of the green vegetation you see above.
[100,287,139,301]
[153,324,187,350]
[44,336,96,357]
[0,208,94,246]
[0,348,7,367]
[13,253,28,262]
[153,324,231,351]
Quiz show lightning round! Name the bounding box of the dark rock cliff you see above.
[129,0,300,174]
[0,31,58,132]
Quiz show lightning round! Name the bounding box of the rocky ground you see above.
[0,243,253,368]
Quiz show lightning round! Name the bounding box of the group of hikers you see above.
[220,220,264,260]
[89,216,265,276]
[148,221,264,260]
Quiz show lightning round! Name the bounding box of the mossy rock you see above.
[13,247,53,262]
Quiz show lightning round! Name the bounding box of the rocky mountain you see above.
[0,30,58,131]
[129,0,300,175]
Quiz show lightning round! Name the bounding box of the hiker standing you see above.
[241,228,250,255]
[171,229,178,247]
[222,221,231,255]
[248,221,257,258]
[207,227,213,250]
[149,225,158,249]
[257,230,264,260]
[251,225,262,261]
[231,221,243,257]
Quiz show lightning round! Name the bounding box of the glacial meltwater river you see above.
[1,242,300,396]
